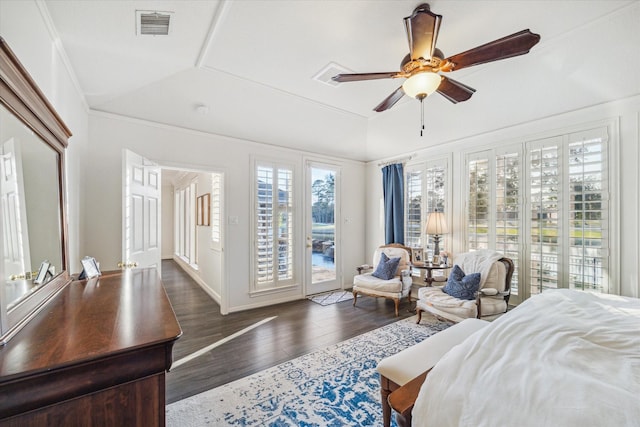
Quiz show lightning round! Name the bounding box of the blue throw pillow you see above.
[372,252,401,280]
[442,265,481,300]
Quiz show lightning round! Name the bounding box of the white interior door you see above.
[1,138,33,308]
[1,138,30,278]
[306,162,341,295]
[122,149,161,273]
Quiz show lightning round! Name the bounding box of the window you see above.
[529,130,609,294]
[253,161,295,291]
[496,151,521,296]
[567,130,608,292]
[467,149,523,297]
[465,126,611,301]
[174,189,181,256]
[425,163,448,255]
[174,181,197,265]
[467,156,490,251]
[529,138,561,295]
[405,169,423,248]
[405,158,449,258]
[211,172,223,249]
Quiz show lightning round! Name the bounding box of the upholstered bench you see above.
[376,318,490,427]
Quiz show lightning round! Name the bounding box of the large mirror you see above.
[0,38,71,344]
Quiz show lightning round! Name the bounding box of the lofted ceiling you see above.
[42,0,640,161]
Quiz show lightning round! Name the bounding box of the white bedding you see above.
[412,289,640,426]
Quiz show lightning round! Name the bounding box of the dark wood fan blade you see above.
[442,29,540,71]
[436,76,476,104]
[404,4,442,60]
[332,72,399,83]
[374,86,405,112]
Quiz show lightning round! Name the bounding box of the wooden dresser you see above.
[0,268,182,426]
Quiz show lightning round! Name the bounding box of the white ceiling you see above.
[44,0,640,161]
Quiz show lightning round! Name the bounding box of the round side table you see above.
[411,262,451,286]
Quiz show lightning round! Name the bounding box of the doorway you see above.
[122,150,226,312]
[162,168,226,312]
[306,163,341,295]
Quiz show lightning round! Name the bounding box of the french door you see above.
[305,162,341,295]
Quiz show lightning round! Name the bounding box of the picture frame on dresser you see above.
[79,256,101,280]
[33,261,51,285]
[411,248,424,263]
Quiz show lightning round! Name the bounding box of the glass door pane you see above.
[306,163,340,296]
[311,167,336,284]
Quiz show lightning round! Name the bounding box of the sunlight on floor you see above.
[172,316,277,369]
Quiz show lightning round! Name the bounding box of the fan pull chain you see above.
[420,98,425,137]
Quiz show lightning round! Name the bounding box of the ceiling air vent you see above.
[136,10,173,36]
[313,62,353,87]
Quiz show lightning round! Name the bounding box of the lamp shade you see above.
[402,72,442,99]
[425,211,449,235]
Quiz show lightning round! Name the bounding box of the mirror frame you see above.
[0,37,71,344]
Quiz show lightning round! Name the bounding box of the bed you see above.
[410,289,640,426]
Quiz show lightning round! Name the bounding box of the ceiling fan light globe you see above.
[402,72,442,99]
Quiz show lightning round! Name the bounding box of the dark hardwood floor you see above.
[162,259,414,404]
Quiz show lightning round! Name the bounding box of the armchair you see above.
[416,250,514,323]
[353,244,412,317]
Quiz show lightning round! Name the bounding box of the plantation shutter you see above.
[425,162,448,254]
[528,137,562,295]
[211,172,222,248]
[254,163,295,290]
[405,169,423,248]
[467,155,491,251]
[527,129,610,296]
[256,166,274,286]
[277,168,294,281]
[567,128,609,292]
[495,150,522,297]
[405,159,449,257]
[464,126,611,302]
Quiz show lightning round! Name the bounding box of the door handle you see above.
[118,261,139,269]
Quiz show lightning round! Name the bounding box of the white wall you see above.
[194,171,222,301]
[161,182,174,259]
[0,0,90,274]
[366,95,640,298]
[86,112,366,312]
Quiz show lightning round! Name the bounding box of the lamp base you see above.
[433,235,441,256]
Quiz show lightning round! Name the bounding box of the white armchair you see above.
[353,244,413,317]
[416,250,514,323]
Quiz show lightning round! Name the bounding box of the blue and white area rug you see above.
[166,315,451,426]
[308,290,354,306]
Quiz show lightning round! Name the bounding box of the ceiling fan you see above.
[333,3,540,125]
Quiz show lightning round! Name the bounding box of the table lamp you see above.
[425,210,448,256]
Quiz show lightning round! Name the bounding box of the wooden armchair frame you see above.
[416,257,514,323]
[353,243,413,317]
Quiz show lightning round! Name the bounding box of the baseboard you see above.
[227,294,303,313]
[172,256,222,305]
